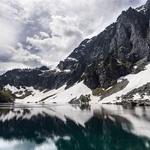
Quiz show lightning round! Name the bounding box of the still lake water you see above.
[0,103,149,150]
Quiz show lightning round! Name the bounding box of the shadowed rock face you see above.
[0,1,150,90]
[146,0,150,10]
[0,68,70,90]
[59,5,150,89]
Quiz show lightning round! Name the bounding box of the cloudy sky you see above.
[0,0,147,74]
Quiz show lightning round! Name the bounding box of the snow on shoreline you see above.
[101,64,150,103]
[4,81,99,104]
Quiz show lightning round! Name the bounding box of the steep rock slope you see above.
[58,2,150,89]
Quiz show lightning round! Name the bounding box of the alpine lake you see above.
[0,103,149,150]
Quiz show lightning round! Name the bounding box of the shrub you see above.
[92,88,106,96]
[0,89,14,103]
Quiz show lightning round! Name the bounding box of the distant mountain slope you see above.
[1,0,150,104]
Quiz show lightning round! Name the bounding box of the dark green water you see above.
[0,104,149,150]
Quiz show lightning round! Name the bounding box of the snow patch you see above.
[133,93,141,101]
[4,85,19,93]
[86,39,93,43]
[67,57,78,62]
[44,81,99,104]
[54,67,71,73]
[63,69,71,73]
[136,5,146,12]
[101,64,150,103]
[5,82,99,105]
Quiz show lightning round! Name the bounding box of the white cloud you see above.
[0,2,20,50]
[0,0,147,74]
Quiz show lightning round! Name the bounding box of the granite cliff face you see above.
[58,1,150,90]
[1,1,150,95]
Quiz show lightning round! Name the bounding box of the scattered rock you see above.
[69,95,91,106]
[116,99,150,107]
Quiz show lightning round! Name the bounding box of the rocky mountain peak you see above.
[146,0,150,9]
[145,0,150,17]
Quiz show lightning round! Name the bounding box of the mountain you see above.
[1,0,150,105]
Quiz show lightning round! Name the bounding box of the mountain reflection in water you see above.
[0,104,149,150]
